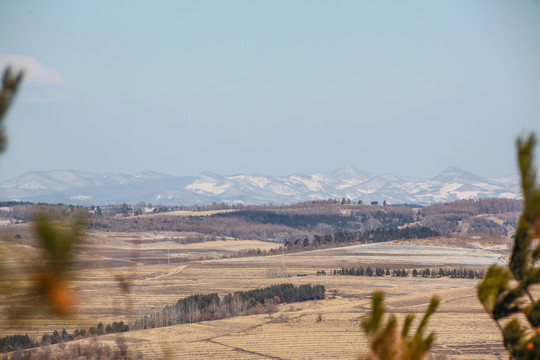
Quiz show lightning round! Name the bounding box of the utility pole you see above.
[281,245,285,268]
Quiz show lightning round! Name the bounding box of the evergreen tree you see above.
[478,133,540,359]
[366,266,374,276]
[438,268,444,277]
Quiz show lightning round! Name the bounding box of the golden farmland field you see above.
[0,224,508,359]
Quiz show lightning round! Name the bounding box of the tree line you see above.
[0,335,36,353]
[285,226,439,250]
[212,210,356,230]
[0,321,128,353]
[319,266,484,279]
[418,198,521,237]
[1,198,520,241]
[133,283,326,329]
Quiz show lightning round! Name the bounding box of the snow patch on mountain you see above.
[440,183,463,193]
[287,175,324,192]
[247,176,271,188]
[185,181,231,195]
[0,166,520,206]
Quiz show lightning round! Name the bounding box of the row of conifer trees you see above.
[0,321,129,353]
[317,267,484,279]
[133,283,325,329]
[286,226,439,250]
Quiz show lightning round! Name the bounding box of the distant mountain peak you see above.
[134,170,167,180]
[434,167,481,181]
[331,165,371,176]
[199,170,223,178]
[0,167,520,206]
[439,166,469,175]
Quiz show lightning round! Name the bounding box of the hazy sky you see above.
[0,1,539,181]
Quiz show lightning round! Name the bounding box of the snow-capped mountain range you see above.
[0,166,520,206]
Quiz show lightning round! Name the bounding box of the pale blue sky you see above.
[0,1,539,181]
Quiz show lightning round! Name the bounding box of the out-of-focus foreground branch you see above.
[359,291,440,360]
[477,133,540,359]
[0,67,24,154]
[0,67,84,320]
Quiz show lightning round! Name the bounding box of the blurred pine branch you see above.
[477,133,540,359]
[359,291,439,360]
[0,67,24,153]
[1,67,83,318]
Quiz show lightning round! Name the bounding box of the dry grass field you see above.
[0,224,509,359]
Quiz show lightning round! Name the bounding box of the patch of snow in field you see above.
[324,243,504,266]
[165,210,190,215]
[144,234,167,239]
[470,242,507,251]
